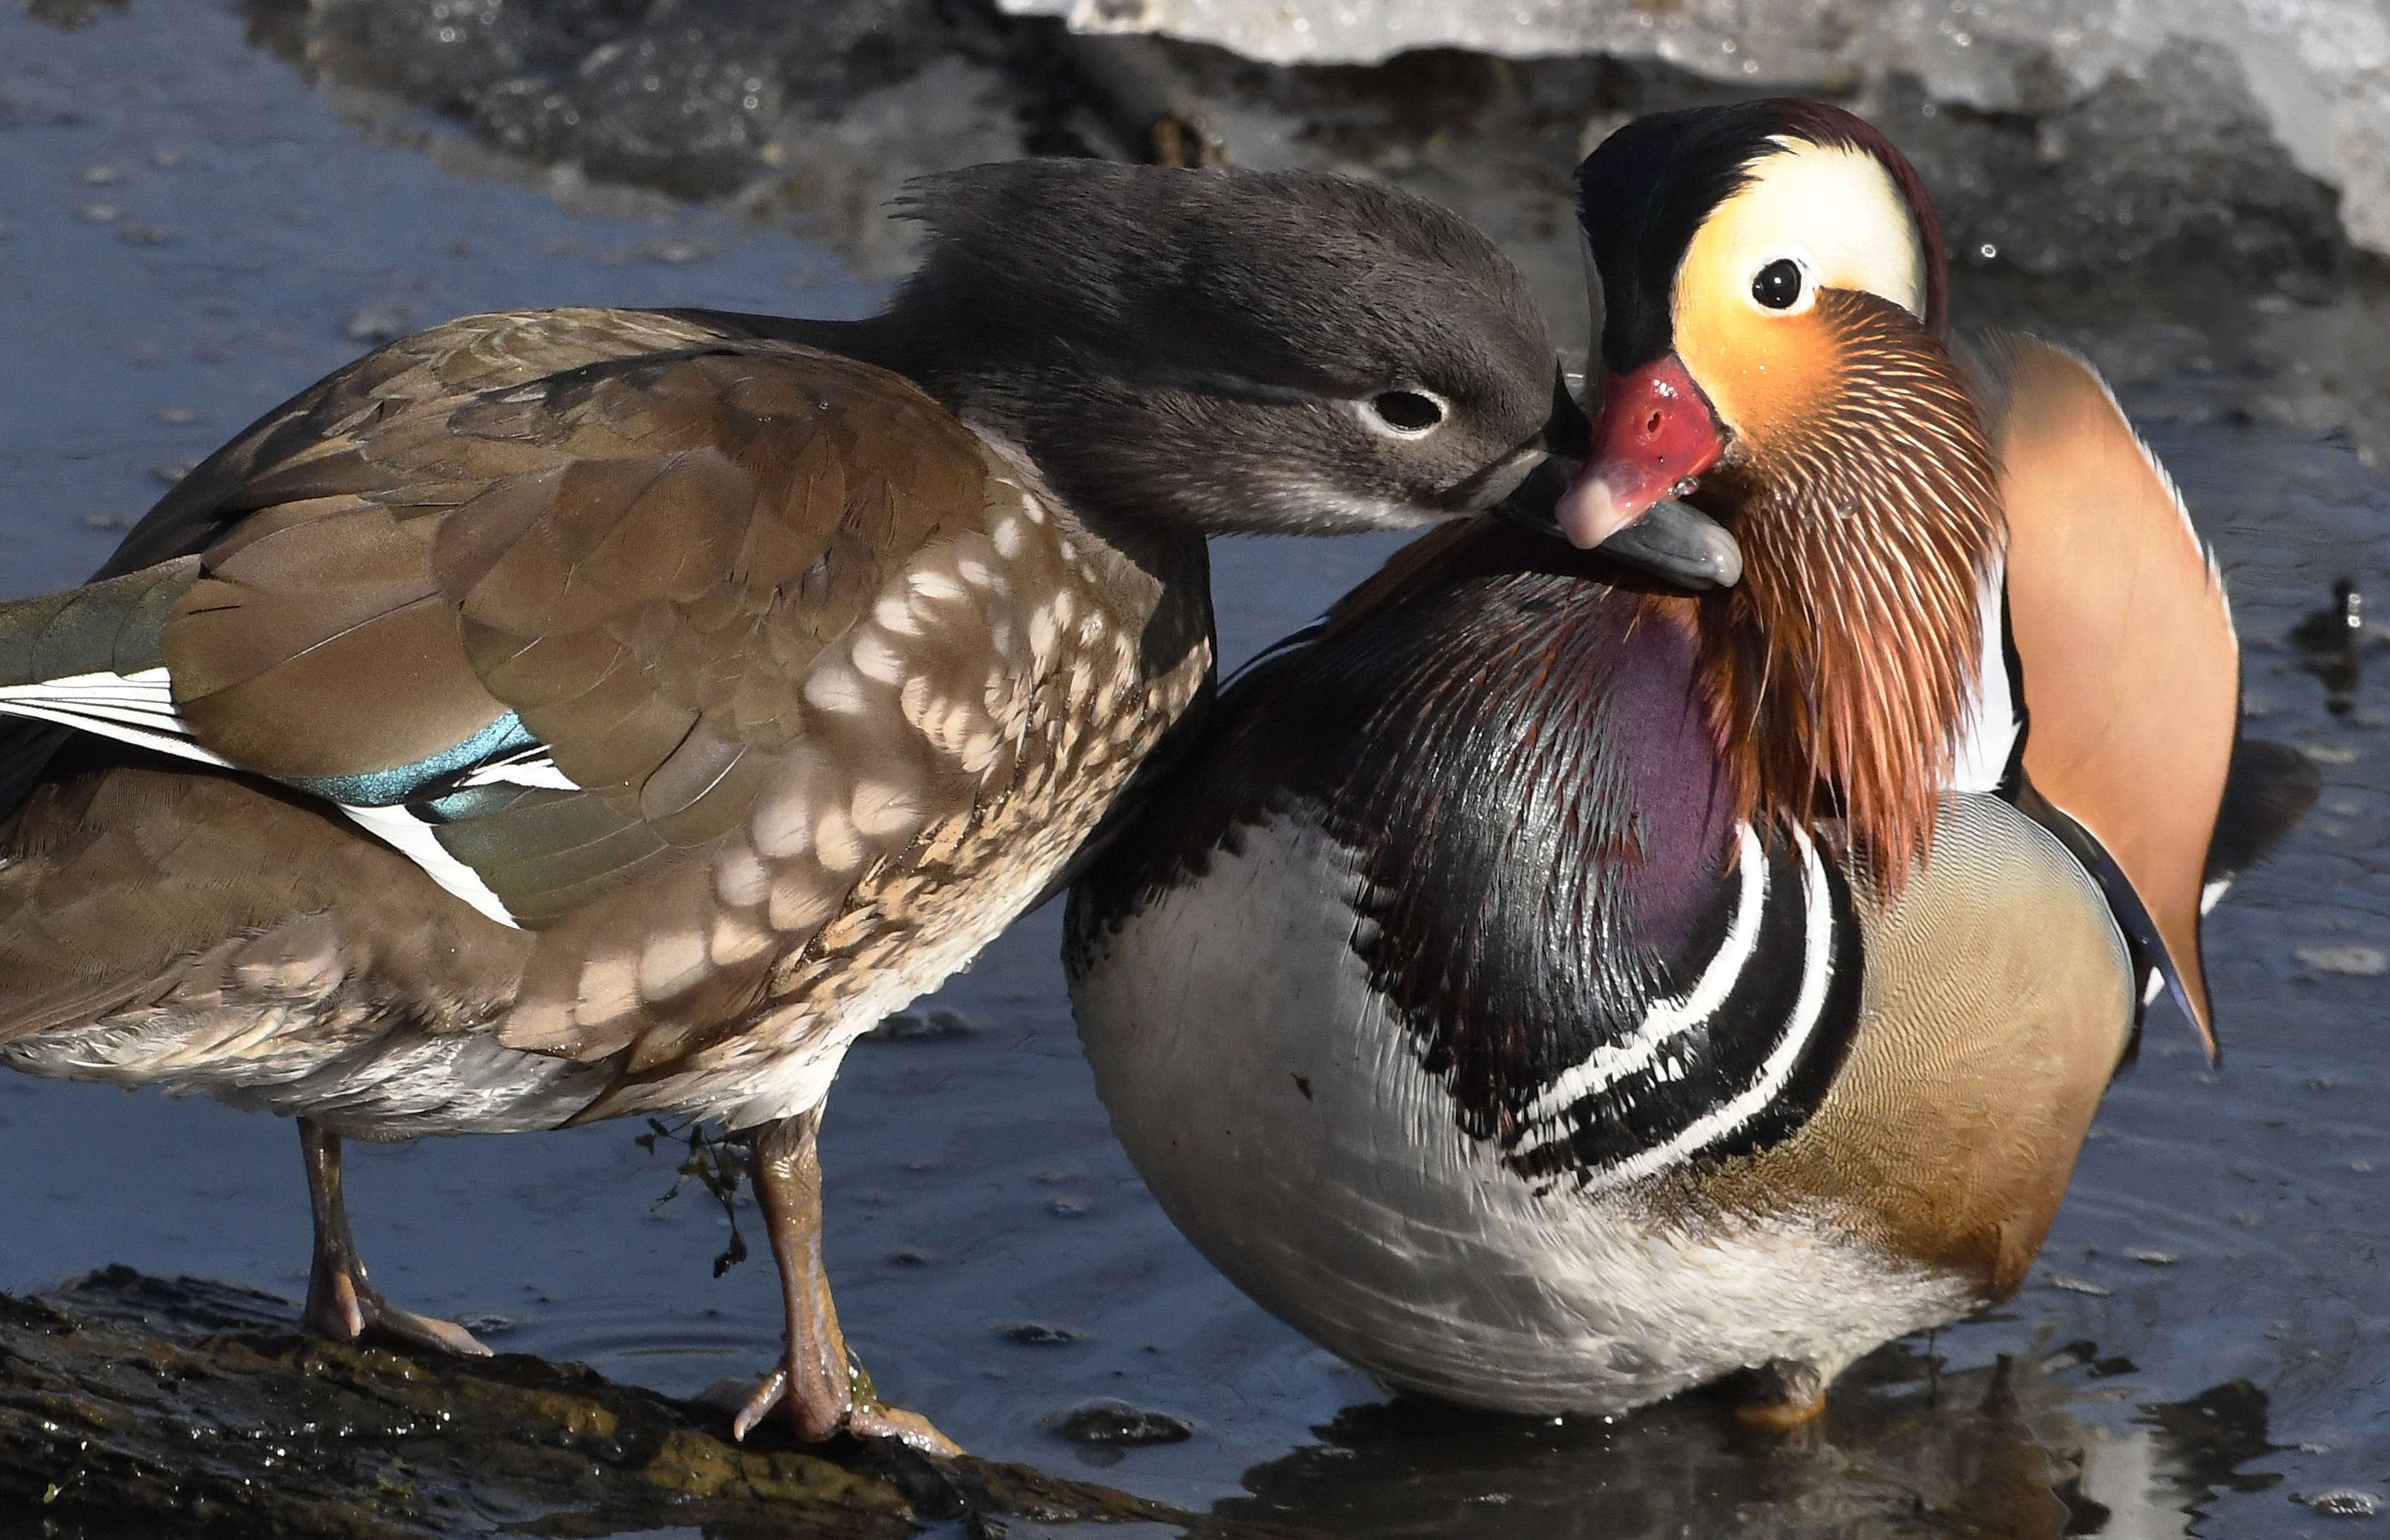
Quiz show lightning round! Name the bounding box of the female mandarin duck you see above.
[0,160,1567,1450]
[1066,101,2301,1424]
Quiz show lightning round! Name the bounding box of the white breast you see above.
[1070,811,1973,1415]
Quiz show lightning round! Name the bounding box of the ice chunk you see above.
[1001,0,2390,257]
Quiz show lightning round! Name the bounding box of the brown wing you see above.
[158,339,981,819]
[0,311,750,809]
[102,308,747,579]
[140,321,1054,1073]
[1969,332,2238,1051]
[0,756,529,1049]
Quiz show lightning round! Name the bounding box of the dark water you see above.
[0,6,2384,1536]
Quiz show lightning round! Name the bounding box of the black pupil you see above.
[1373,391,1443,431]
[1752,259,1802,310]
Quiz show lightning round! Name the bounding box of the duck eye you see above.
[1368,391,1445,433]
[1751,258,1804,311]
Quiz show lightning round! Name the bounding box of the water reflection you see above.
[1222,1342,2279,1539]
[2291,578,2374,717]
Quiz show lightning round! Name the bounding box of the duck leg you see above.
[731,1110,957,1455]
[297,1117,492,1357]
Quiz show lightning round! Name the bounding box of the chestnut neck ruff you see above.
[1689,291,2002,893]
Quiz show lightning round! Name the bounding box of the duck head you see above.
[1567,100,2003,895]
[866,160,1564,538]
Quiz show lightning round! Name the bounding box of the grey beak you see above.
[1598,501,1744,590]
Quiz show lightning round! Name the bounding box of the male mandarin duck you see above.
[0,160,1567,1450]
[1066,101,2310,1423]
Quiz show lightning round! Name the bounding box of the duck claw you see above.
[731,1365,791,1443]
[846,1400,962,1457]
[360,1299,494,1358]
[729,1358,959,1455]
[302,1263,492,1358]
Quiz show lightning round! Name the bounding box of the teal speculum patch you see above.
[281,711,541,807]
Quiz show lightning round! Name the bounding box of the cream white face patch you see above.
[1678,137,1926,326]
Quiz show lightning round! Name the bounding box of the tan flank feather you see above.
[1968,332,2236,1052]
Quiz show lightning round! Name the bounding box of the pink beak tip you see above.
[1554,474,1648,551]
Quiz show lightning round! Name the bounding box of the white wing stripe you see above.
[0,667,523,930]
[457,755,576,791]
[0,668,229,769]
[331,804,522,929]
[1951,555,2017,794]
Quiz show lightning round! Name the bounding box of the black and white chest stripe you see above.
[1069,555,1874,1194]
[1493,820,1862,1187]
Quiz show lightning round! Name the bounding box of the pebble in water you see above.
[344,304,410,343]
[2290,577,2367,652]
[866,1008,982,1041]
[1051,1400,1194,1447]
[2295,945,2389,977]
[2300,1488,2382,1518]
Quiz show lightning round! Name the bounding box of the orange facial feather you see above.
[1690,290,2004,893]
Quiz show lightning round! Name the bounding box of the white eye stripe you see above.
[1747,252,1816,314]
[1682,140,1926,323]
[1354,387,1452,439]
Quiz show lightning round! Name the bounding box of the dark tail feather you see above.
[0,721,73,823]
[2205,736,2321,885]
[0,556,199,687]
[0,557,202,823]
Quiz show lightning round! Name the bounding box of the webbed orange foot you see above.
[1735,1357,1829,1430]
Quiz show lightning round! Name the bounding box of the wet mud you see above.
[0,1266,1267,1539]
[1,4,2385,1538]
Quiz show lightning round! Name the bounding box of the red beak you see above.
[1555,355,1725,548]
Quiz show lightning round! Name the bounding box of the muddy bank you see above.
[0,1267,2306,1540]
[0,1267,1278,1539]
